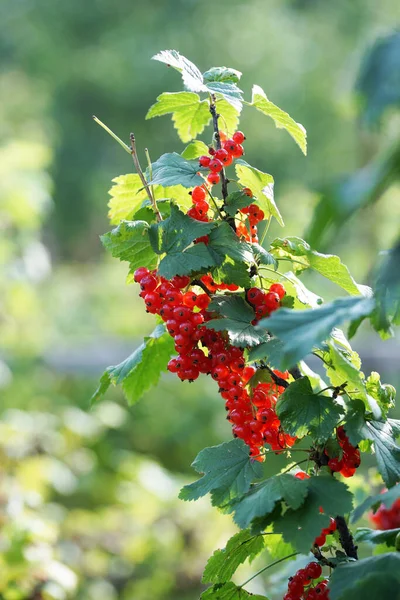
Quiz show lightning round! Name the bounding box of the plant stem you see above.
[280,459,309,475]
[261,364,289,389]
[259,216,272,246]
[130,133,162,222]
[240,552,299,587]
[144,147,155,205]
[93,116,131,153]
[191,279,212,296]
[209,95,232,217]
[258,266,294,284]
[289,365,302,380]
[335,515,358,559]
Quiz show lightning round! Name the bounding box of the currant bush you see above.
[93,50,400,600]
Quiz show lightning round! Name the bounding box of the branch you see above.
[311,545,337,569]
[335,515,358,560]
[191,279,212,296]
[289,365,302,380]
[130,133,162,222]
[209,96,229,204]
[262,364,289,389]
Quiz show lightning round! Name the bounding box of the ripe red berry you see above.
[231,143,244,158]
[214,148,230,163]
[224,139,238,154]
[199,155,211,167]
[265,291,281,312]
[305,562,322,580]
[133,267,150,283]
[207,172,220,185]
[314,533,326,547]
[233,131,245,144]
[195,294,210,310]
[209,158,224,173]
[269,282,286,299]
[288,578,304,596]
[295,471,310,480]
[242,187,253,197]
[191,186,207,203]
[246,287,265,306]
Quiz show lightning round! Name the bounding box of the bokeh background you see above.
[1,1,399,599]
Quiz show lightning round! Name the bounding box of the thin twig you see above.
[191,279,212,296]
[130,133,161,222]
[262,364,289,389]
[240,552,299,587]
[144,147,155,205]
[209,95,231,219]
[289,366,302,380]
[312,545,337,569]
[93,116,131,153]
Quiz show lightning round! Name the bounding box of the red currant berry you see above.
[314,533,326,547]
[269,282,286,299]
[223,139,238,154]
[207,172,220,185]
[191,186,207,203]
[195,294,210,310]
[209,158,224,173]
[231,143,244,158]
[233,131,245,144]
[214,148,230,163]
[133,267,150,283]
[327,457,343,472]
[288,579,304,596]
[265,291,281,312]
[246,287,265,306]
[305,562,322,580]
[199,155,211,168]
[295,471,310,480]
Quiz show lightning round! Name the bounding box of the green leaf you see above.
[207,81,244,112]
[224,191,254,217]
[202,530,265,584]
[328,554,400,600]
[217,99,241,135]
[91,325,174,405]
[247,339,285,369]
[149,204,216,278]
[206,296,266,348]
[351,486,400,523]
[149,152,205,188]
[361,419,400,488]
[258,296,375,369]
[270,237,368,296]
[250,84,307,155]
[201,582,268,600]
[108,174,149,224]
[208,222,254,265]
[366,371,396,419]
[181,140,210,160]
[227,474,308,529]
[252,244,278,270]
[179,438,263,502]
[152,49,206,93]
[343,403,400,487]
[276,377,343,442]
[212,258,252,289]
[203,67,242,84]
[262,529,295,560]
[235,161,283,226]
[146,92,211,142]
[354,527,400,547]
[101,220,157,273]
[320,341,369,405]
[371,239,400,336]
[273,476,353,553]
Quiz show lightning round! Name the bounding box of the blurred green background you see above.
[1,1,399,598]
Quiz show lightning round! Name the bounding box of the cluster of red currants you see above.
[326,426,361,478]
[369,495,400,530]
[294,471,337,547]
[198,130,245,186]
[134,266,295,459]
[284,562,329,600]
[247,282,286,321]
[237,198,264,244]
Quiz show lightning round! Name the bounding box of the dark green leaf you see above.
[181,140,210,160]
[202,530,265,584]
[276,377,343,442]
[351,486,400,523]
[149,205,216,278]
[91,325,174,405]
[179,439,263,502]
[227,474,308,529]
[224,191,254,217]
[270,237,368,296]
[203,67,242,84]
[152,49,206,93]
[328,554,400,600]
[247,339,285,369]
[206,296,265,348]
[251,84,307,155]
[208,222,254,265]
[235,161,282,226]
[212,258,252,289]
[371,239,400,337]
[101,220,157,273]
[273,476,353,553]
[362,419,400,488]
[258,296,375,369]
[149,152,205,188]
[354,527,400,547]
[201,582,268,600]
[146,92,211,142]
[252,243,278,270]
